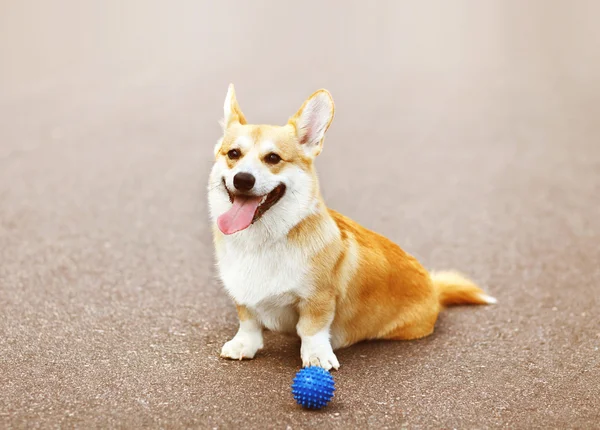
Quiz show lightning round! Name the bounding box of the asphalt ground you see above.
[1,1,599,428]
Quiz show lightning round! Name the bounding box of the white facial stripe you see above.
[224,145,276,196]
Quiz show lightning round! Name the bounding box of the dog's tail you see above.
[431,271,496,307]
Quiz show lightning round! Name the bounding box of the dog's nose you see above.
[233,172,256,191]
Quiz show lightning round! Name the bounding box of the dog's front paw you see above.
[301,343,340,370]
[220,335,263,360]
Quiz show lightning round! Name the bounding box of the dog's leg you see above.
[220,304,263,360]
[297,295,339,370]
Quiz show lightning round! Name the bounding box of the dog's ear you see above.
[288,89,334,157]
[222,84,247,129]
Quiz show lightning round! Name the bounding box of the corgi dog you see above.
[208,85,495,370]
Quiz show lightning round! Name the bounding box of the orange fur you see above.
[431,271,493,306]
[287,207,492,349]
[236,304,253,322]
[212,86,495,367]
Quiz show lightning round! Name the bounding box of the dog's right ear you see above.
[222,84,247,129]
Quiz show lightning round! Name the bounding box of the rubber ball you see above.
[291,366,335,409]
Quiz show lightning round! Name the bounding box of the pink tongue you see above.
[217,195,262,235]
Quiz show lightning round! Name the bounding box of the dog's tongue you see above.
[217,195,262,235]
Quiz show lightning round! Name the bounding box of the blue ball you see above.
[291,366,335,409]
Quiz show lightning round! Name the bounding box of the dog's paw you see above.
[220,335,263,360]
[301,343,340,370]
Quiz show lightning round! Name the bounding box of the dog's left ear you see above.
[222,84,247,129]
[288,89,334,157]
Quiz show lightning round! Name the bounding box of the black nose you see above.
[233,172,255,191]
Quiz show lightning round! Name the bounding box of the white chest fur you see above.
[215,230,311,332]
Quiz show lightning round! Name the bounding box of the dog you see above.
[208,84,495,370]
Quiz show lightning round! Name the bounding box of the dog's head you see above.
[208,84,334,237]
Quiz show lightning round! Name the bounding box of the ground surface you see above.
[1,1,599,429]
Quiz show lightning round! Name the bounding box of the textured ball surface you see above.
[291,366,335,409]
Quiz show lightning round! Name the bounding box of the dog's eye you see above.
[265,153,282,164]
[227,149,241,160]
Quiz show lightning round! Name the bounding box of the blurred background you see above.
[1,1,599,428]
